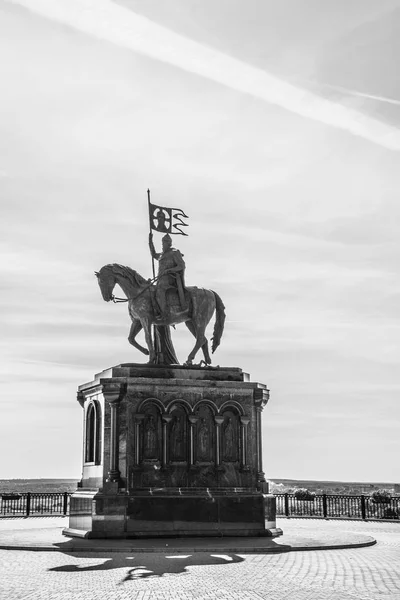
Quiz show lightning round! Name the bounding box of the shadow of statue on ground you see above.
[49,551,246,583]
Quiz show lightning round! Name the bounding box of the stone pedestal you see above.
[63,364,281,539]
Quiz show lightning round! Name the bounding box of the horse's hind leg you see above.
[185,321,211,365]
[201,339,211,365]
[185,321,208,366]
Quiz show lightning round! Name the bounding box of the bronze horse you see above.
[95,264,225,366]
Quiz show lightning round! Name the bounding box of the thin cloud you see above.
[7,0,400,150]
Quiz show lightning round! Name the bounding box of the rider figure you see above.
[149,232,186,321]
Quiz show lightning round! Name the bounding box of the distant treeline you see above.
[1,478,397,496]
[0,479,78,494]
[270,478,398,495]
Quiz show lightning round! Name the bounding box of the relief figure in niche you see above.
[223,417,235,460]
[198,418,209,460]
[171,415,185,460]
[144,415,157,458]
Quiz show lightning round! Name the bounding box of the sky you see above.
[1,0,399,483]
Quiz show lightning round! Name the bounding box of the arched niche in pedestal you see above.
[193,401,216,464]
[84,399,102,465]
[140,400,163,464]
[221,408,240,463]
[168,402,189,463]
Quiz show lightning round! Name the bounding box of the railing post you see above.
[63,492,69,516]
[26,493,31,517]
[361,495,366,520]
[284,493,290,517]
[322,493,327,518]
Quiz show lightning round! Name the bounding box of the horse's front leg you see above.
[128,320,149,355]
[142,319,156,363]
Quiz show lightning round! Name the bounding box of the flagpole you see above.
[147,188,159,362]
[147,188,156,279]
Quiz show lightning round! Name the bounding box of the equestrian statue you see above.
[95,194,225,366]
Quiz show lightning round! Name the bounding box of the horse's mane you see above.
[106,264,148,287]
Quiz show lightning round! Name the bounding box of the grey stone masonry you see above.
[64,364,278,539]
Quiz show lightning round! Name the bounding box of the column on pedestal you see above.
[133,414,145,467]
[188,416,198,466]
[214,416,224,467]
[103,383,124,483]
[161,415,173,467]
[253,387,270,491]
[240,416,250,469]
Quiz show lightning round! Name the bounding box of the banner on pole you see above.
[149,202,189,236]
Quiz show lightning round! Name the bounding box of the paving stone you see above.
[1,518,399,600]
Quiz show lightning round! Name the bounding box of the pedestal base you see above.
[66,364,281,539]
[63,489,280,539]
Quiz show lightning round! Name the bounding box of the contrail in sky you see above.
[7,0,400,150]
[303,80,400,106]
[329,85,400,106]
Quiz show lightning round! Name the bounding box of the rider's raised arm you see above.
[149,233,161,260]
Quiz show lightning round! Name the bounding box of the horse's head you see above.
[95,265,117,302]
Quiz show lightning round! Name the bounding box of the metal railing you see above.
[1,491,399,520]
[0,493,70,517]
[275,493,400,520]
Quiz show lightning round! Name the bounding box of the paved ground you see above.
[0,516,375,553]
[1,518,399,599]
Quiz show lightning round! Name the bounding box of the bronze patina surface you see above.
[149,232,187,319]
[95,263,225,367]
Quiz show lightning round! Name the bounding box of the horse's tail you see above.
[211,291,226,354]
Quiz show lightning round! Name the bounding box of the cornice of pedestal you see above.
[77,364,271,396]
[76,383,103,404]
[76,391,85,407]
[253,387,270,408]
[100,380,126,404]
